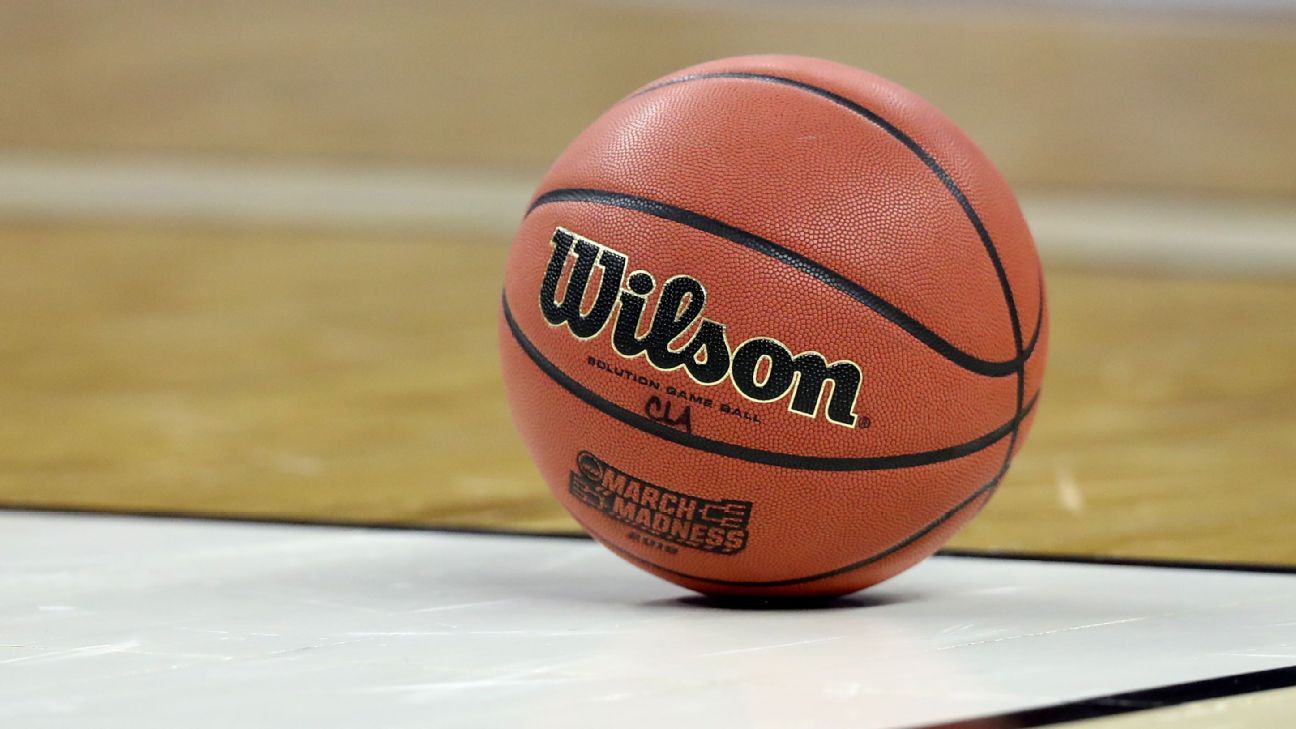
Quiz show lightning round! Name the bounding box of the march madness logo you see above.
[568,451,752,556]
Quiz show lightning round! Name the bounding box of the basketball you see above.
[499,54,1047,598]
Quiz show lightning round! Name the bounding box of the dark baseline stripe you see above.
[938,549,1296,575]
[572,461,1004,588]
[529,188,1030,378]
[921,665,1296,729]
[0,504,596,540]
[502,294,1037,472]
[10,506,1296,577]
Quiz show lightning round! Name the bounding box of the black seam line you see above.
[936,548,1296,575]
[503,294,1039,472]
[626,70,1028,359]
[624,72,1035,497]
[573,459,1005,588]
[528,188,1037,377]
[0,505,596,540]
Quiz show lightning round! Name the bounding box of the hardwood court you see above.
[4,1,1295,196]
[3,219,1294,566]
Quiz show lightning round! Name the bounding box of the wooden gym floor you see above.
[2,1,1295,725]
[4,220,1296,568]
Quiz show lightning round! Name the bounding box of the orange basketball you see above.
[498,55,1047,598]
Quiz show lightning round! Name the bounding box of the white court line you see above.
[0,154,1292,273]
[3,511,1296,729]
[0,155,534,236]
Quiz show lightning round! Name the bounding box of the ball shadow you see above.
[642,589,920,611]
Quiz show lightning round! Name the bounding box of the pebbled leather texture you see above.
[499,55,1048,598]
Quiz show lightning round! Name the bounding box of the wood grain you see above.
[3,220,1293,565]
[2,0,1295,196]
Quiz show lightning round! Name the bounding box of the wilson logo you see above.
[539,227,863,428]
